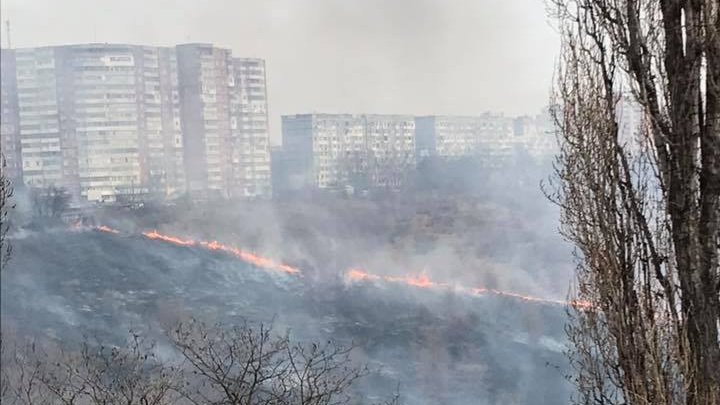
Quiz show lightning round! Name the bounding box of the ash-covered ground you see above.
[2,160,576,404]
[2,231,572,403]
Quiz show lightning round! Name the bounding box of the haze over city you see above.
[2,0,716,404]
[0,0,558,142]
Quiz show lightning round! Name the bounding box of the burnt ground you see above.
[2,228,572,405]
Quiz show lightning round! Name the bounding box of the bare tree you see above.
[547,0,719,404]
[1,153,15,267]
[0,337,53,405]
[1,331,179,405]
[41,332,179,405]
[1,154,18,401]
[283,339,366,405]
[168,318,370,405]
[0,323,398,405]
[168,319,290,405]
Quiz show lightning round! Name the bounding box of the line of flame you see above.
[140,230,300,274]
[92,226,589,308]
[346,268,592,309]
[95,225,120,234]
[142,229,195,246]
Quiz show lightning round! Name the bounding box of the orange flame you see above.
[346,269,442,289]
[199,240,300,274]
[346,270,440,289]
[87,225,590,308]
[140,230,300,274]
[96,225,120,234]
[387,272,439,288]
[142,230,195,246]
[346,268,382,282]
[345,268,592,309]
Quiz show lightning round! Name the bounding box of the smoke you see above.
[1,155,576,404]
[0,1,576,401]
[1,0,558,143]
[46,154,572,305]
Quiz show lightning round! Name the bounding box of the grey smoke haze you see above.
[0,0,558,143]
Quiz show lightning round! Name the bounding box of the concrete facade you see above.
[416,113,555,164]
[12,44,188,202]
[415,114,515,163]
[230,58,272,198]
[280,114,415,191]
[176,44,272,199]
[4,42,272,202]
[176,44,234,197]
[1,48,22,183]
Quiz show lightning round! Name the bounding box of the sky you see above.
[0,0,559,143]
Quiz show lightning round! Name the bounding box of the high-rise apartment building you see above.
[176,44,272,199]
[156,47,187,197]
[6,42,271,202]
[279,114,415,191]
[0,48,22,183]
[176,44,234,197]
[230,58,272,198]
[13,44,186,202]
[14,46,71,194]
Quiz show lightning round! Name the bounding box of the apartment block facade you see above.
[11,44,186,201]
[512,112,557,159]
[14,46,72,195]
[415,114,516,163]
[415,113,556,164]
[230,58,272,198]
[276,111,559,194]
[0,48,22,183]
[364,115,416,188]
[2,42,272,202]
[176,44,271,199]
[176,44,234,197]
[279,114,415,191]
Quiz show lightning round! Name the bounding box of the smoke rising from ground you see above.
[3,154,574,404]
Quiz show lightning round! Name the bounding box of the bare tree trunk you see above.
[549,0,720,403]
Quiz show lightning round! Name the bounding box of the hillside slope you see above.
[2,229,572,404]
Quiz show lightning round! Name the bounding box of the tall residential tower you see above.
[176,44,271,199]
[6,42,272,202]
[13,44,186,201]
[0,48,22,183]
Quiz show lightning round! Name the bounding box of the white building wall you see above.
[15,44,189,202]
[71,45,142,201]
[1,49,23,183]
[230,58,272,198]
[416,114,531,165]
[364,115,415,188]
[311,114,361,188]
[281,114,416,190]
[15,47,65,189]
[157,48,186,197]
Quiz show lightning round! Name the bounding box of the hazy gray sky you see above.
[1,0,558,142]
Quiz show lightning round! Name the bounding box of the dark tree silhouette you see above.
[548,0,720,403]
